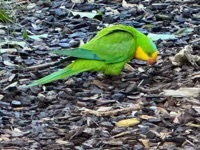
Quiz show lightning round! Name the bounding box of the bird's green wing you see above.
[52,48,104,61]
[53,25,137,64]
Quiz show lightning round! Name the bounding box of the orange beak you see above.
[147,51,158,65]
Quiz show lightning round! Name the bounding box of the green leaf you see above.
[23,30,29,40]
[148,33,176,41]
[0,10,13,23]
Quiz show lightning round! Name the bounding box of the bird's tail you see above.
[28,65,90,87]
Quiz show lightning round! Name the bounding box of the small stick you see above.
[25,57,73,71]
[82,104,142,117]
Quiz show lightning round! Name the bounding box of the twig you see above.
[82,104,142,117]
[67,3,75,18]
[137,79,144,87]
[24,57,74,71]
[112,130,137,138]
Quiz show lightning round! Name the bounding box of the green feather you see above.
[29,64,90,87]
[52,48,104,61]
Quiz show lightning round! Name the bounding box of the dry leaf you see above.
[71,0,84,3]
[173,114,181,124]
[116,118,140,127]
[0,134,10,141]
[139,115,157,120]
[192,106,200,114]
[186,122,200,128]
[0,94,4,100]
[122,0,136,8]
[56,139,70,145]
[158,107,170,116]
[160,131,172,139]
[105,7,120,15]
[92,79,109,89]
[139,139,150,148]
[124,64,135,72]
[0,29,6,34]
[162,88,200,97]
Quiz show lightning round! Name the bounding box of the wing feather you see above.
[53,25,137,64]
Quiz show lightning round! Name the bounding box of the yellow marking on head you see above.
[152,51,158,61]
[135,46,149,61]
[135,46,158,64]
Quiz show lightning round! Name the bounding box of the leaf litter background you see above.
[0,0,200,149]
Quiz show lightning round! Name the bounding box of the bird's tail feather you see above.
[28,66,89,87]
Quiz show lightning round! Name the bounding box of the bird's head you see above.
[135,35,158,65]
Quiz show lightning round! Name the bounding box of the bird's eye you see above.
[147,52,151,56]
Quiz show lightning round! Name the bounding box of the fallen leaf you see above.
[158,107,170,116]
[192,106,200,114]
[138,67,145,73]
[160,131,172,139]
[92,80,109,89]
[162,88,200,97]
[0,29,5,34]
[172,112,180,124]
[11,128,30,137]
[139,139,150,148]
[71,0,84,3]
[186,122,200,128]
[124,64,135,72]
[56,139,70,145]
[105,7,119,15]
[0,134,10,141]
[122,0,136,8]
[116,118,140,127]
[0,94,4,100]
[139,115,157,120]
[69,10,101,18]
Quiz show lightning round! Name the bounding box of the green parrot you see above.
[29,24,158,86]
